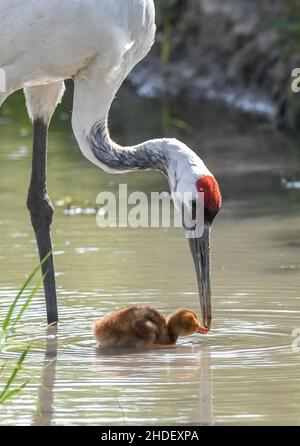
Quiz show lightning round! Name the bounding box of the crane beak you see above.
[187,225,212,330]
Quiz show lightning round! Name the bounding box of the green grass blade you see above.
[0,347,30,401]
[0,329,7,351]
[11,274,47,330]
[0,359,7,375]
[0,380,30,404]
[169,117,194,134]
[2,253,51,330]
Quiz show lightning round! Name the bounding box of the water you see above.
[0,85,300,425]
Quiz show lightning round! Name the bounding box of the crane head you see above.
[172,173,222,331]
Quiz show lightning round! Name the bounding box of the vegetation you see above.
[273,0,300,57]
[155,1,193,134]
[155,0,187,64]
[156,0,300,130]
[266,0,300,128]
[0,257,48,404]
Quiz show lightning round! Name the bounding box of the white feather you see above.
[1,0,213,202]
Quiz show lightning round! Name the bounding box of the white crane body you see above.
[0,0,155,92]
[0,0,209,184]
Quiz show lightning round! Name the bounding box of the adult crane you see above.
[0,0,222,328]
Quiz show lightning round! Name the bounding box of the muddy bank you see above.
[130,0,300,128]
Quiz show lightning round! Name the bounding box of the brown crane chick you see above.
[93,306,208,349]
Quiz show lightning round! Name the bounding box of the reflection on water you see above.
[0,85,300,425]
[33,326,58,426]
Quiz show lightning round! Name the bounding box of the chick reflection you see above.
[95,341,213,425]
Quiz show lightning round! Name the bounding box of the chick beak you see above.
[195,323,209,335]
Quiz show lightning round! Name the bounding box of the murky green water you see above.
[0,85,300,425]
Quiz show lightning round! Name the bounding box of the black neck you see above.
[88,121,169,175]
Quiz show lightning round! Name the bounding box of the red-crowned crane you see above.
[0,0,222,327]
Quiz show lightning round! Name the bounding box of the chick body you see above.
[93,306,207,349]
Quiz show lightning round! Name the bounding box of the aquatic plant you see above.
[267,0,300,57]
[0,256,48,404]
[155,0,186,64]
[161,100,193,135]
[0,348,30,404]
[266,0,300,130]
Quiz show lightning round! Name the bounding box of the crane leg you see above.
[25,83,65,324]
[27,118,58,324]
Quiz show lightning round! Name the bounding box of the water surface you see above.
[0,85,300,425]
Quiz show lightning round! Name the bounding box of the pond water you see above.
[0,84,300,426]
